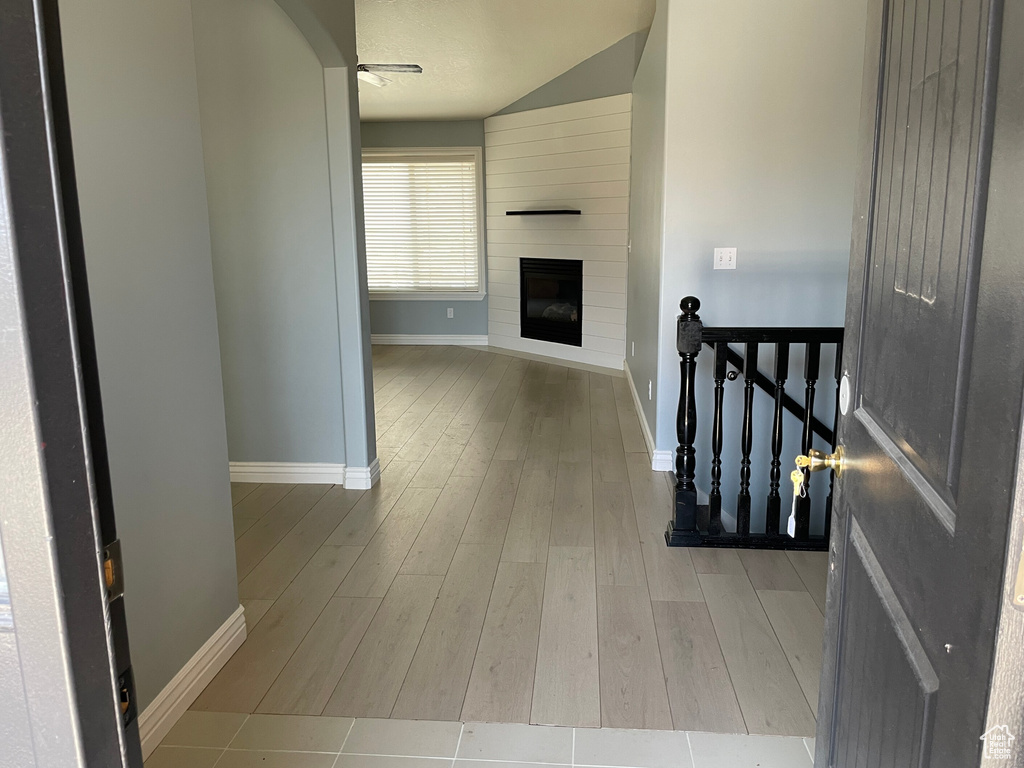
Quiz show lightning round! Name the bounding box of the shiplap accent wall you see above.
[483,94,631,369]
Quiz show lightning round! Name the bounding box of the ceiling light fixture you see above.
[356,68,391,87]
[356,63,423,88]
[359,64,423,74]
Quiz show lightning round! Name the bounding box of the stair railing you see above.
[666,296,844,551]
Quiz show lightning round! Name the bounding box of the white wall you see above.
[633,0,868,530]
[484,95,632,370]
[192,0,348,467]
[60,0,239,709]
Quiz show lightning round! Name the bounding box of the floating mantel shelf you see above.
[505,209,582,216]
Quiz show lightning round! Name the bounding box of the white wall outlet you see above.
[648,380,653,400]
[446,307,454,319]
[714,247,737,270]
[631,341,635,357]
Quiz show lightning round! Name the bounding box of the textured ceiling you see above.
[355,0,655,121]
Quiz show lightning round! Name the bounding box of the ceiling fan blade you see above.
[358,63,423,74]
[356,69,391,87]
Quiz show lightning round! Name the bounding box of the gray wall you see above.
[361,120,485,148]
[652,0,867,531]
[324,64,378,473]
[360,120,489,338]
[497,31,648,116]
[625,5,668,439]
[368,300,490,337]
[280,0,377,472]
[60,0,239,709]
[193,0,348,464]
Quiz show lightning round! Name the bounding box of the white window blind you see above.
[362,150,482,295]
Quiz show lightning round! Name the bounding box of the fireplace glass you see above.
[519,258,583,347]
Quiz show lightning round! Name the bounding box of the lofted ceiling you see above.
[355,0,655,121]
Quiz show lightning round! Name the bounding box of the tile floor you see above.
[147,713,816,768]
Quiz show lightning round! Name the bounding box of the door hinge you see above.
[118,667,136,726]
[103,539,124,601]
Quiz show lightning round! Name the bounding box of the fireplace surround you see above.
[484,94,630,369]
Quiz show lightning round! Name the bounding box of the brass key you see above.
[790,468,805,497]
[787,469,804,538]
[795,446,845,477]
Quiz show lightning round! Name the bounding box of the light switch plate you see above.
[714,247,737,270]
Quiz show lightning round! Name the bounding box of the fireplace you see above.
[519,258,583,347]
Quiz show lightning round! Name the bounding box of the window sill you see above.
[369,292,487,302]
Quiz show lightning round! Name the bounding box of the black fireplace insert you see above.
[519,258,583,347]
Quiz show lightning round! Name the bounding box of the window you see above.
[361,147,485,300]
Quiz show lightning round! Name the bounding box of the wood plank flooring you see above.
[195,345,828,736]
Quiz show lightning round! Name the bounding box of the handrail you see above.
[707,341,836,445]
[701,327,844,344]
[667,296,845,551]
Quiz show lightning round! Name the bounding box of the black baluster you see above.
[736,342,758,537]
[709,342,727,536]
[766,342,790,537]
[825,341,843,539]
[667,297,703,546]
[796,342,821,541]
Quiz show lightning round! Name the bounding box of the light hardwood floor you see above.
[193,345,827,736]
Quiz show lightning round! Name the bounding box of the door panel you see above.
[833,520,938,766]
[818,0,1024,765]
[858,0,989,509]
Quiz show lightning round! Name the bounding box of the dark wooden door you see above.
[0,0,142,763]
[816,0,1024,766]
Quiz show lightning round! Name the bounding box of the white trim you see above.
[487,334,623,370]
[624,360,656,458]
[228,461,381,488]
[371,334,489,346]
[138,606,246,759]
[369,292,487,302]
[652,450,675,473]
[229,462,346,484]
[622,359,674,470]
[624,360,674,474]
[721,508,737,532]
[477,344,622,376]
[344,458,381,489]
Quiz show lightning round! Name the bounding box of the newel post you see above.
[666,296,704,546]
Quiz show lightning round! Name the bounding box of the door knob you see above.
[795,446,845,478]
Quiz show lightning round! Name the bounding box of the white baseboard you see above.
[487,334,623,370]
[230,462,346,484]
[624,361,672,473]
[229,461,380,489]
[721,509,737,532]
[371,334,489,346]
[344,458,381,489]
[478,344,623,376]
[652,450,675,472]
[139,605,246,759]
